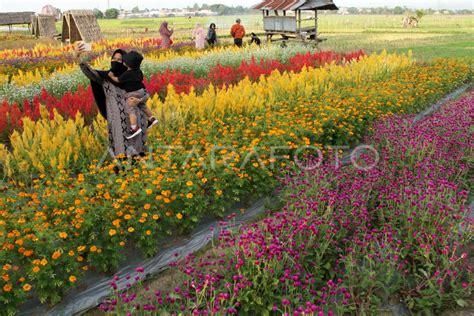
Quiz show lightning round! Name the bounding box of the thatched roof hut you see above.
[61,10,102,43]
[0,12,34,26]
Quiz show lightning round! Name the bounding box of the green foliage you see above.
[105,8,119,19]
[92,8,104,19]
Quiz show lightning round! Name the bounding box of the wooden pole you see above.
[315,10,318,40]
[297,10,301,34]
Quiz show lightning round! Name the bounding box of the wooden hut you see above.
[252,0,338,42]
[61,10,102,43]
[0,12,34,32]
[32,14,57,38]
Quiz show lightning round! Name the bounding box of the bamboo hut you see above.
[0,12,34,32]
[252,0,338,42]
[32,14,57,38]
[61,10,102,43]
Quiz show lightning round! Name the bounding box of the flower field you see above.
[100,89,474,315]
[0,37,472,315]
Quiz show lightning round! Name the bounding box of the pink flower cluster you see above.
[100,91,473,314]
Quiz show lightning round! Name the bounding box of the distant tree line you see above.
[187,3,253,15]
[92,4,472,19]
[340,6,472,15]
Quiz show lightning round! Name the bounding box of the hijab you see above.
[159,21,169,36]
[110,48,128,77]
[90,48,128,119]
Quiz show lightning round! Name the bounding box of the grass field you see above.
[0,14,472,61]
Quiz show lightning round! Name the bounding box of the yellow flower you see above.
[145,189,152,195]
[69,275,77,283]
[216,190,223,196]
[186,181,193,186]
[23,284,32,292]
[128,227,135,233]
[152,214,160,220]
[176,213,183,220]
[68,250,75,256]
[59,232,68,239]
[146,230,151,236]
[109,229,117,236]
[186,193,193,199]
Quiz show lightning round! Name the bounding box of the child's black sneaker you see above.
[148,117,158,128]
[126,126,142,139]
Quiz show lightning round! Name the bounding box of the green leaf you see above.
[456,299,468,307]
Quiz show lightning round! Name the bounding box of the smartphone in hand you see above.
[75,41,92,51]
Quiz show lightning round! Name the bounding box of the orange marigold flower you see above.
[69,275,77,283]
[23,284,32,292]
[90,245,97,252]
[40,258,48,266]
[152,214,160,220]
[176,213,183,220]
[186,181,193,187]
[146,230,151,236]
[216,190,223,196]
[186,193,193,199]
[109,229,117,236]
[1,274,9,282]
[52,250,62,260]
[2,264,11,271]
[32,266,40,273]
[3,284,12,292]
[59,232,68,239]
[144,204,151,210]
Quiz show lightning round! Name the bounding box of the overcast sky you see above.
[0,0,472,12]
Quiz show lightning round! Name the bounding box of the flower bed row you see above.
[100,89,473,315]
[0,44,329,104]
[0,54,470,314]
[0,37,195,78]
[0,50,365,142]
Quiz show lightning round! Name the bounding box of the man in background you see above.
[230,18,246,47]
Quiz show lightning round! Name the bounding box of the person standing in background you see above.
[159,21,173,49]
[192,23,206,50]
[230,18,245,47]
[207,23,217,47]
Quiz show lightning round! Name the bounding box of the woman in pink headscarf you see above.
[192,23,206,50]
[159,21,173,49]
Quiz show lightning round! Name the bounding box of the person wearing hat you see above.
[108,51,158,139]
[230,18,246,47]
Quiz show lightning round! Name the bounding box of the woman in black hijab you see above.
[79,48,149,160]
